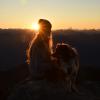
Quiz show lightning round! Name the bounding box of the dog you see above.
[52,43,79,92]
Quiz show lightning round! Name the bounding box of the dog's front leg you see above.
[65,77,72,92]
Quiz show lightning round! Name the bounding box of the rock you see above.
[7,79,100,100]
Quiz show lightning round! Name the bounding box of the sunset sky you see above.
[0,0,100,29]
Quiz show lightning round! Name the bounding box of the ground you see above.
[0,65,100,100]
[7,80,100,100]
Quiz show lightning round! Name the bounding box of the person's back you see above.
[27,19,53,78]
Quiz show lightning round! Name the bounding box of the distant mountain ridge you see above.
[0,29,100,70]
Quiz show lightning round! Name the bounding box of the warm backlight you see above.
[31,23,40,31]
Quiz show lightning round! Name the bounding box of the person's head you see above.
[38,19,52,37]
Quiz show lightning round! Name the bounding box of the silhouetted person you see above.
[27,19,53,78]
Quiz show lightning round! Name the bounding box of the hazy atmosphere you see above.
[0,0,100,100]
[0,0,100,29]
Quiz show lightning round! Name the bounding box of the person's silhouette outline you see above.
[27,19,53,79]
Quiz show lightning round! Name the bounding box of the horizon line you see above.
[0,28,100,31]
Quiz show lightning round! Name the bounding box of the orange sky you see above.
[0,0,100,29]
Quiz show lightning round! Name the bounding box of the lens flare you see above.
[32,23,40,31]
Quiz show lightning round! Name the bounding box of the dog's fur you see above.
[52,43,79,92]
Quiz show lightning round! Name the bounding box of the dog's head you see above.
[52,43,76,62]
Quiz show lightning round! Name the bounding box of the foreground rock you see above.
[7,79,100,100]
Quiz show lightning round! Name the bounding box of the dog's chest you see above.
[60,59,74,74]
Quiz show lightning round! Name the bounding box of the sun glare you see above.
[32,23,40,31]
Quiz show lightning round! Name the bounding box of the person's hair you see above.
[38,19,52,30]
[26,19,53,64]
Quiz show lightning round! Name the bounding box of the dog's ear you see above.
[61,42,65,45]
[56,43,61,46]
[56,43,61,48]
[72,48,79,56]
[52,52,56,57]
[52,43,61,57]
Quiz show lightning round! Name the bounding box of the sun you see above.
[31,23,40,31]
